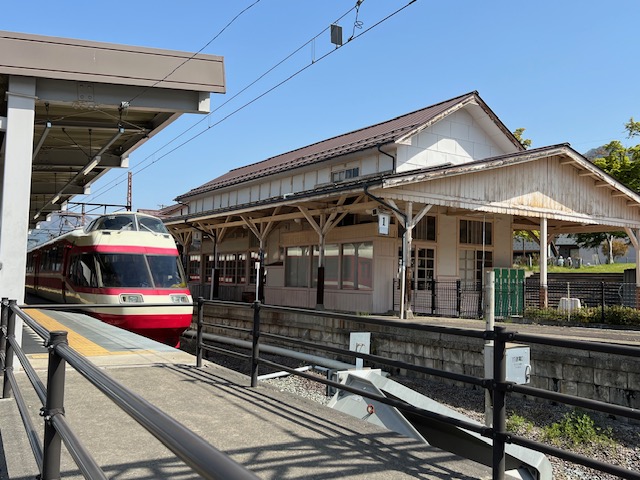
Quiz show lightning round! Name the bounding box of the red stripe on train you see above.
[72,245,178,255]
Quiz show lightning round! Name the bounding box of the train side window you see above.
[69,254,98,288]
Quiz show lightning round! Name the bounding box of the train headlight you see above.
[170,294,190,304]
[120,294,143,303]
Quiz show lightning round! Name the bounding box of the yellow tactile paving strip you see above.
[24,309,111,357]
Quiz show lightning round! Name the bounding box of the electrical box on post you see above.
[484,343,531,385]
[330,24,343,46]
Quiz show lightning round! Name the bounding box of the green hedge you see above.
[524,305,640,326]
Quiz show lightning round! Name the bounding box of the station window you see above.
[414,216,437,242]
[287,242,373,290]
[398,247,435,290]
[459,219,492,246]
[341,242,373,290]
[331,167,359,183]
[285,246,311,287]
[217,252,248,285]
[311,244,340,288]
[204,255,215,283]
[459,249,493,284]
[188,255,201,282]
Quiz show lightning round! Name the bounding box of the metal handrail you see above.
[0,298,259,480]
[195,297,640,480]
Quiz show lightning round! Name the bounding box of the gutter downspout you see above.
[378,144,396,173]
[364,182,409,320]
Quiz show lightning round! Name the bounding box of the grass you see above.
[542,410,614,449]
[519,263,635,274]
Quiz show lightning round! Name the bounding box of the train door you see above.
[62,245,72,303]
[33,252,41,292]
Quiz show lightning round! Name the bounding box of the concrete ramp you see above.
[328,370,552,480]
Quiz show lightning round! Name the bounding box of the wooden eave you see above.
[166,144,640,239]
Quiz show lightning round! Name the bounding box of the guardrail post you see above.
[196,297,204,368]
[0,298,8,371]
[250,301,261,387]
[431,278,436,315]
[42,331,68,480]
[2,300,17,399]
[492,326,507,480]
[601,281,606,323]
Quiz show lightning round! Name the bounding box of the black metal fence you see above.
[393,278,638,319]
[194,298,640,480]
[0,299,258,480]
[524,280,636,308]
[393,279,484,318]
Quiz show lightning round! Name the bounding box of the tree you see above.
[572,232,626,264]
[610,238,629,262]
[625,117,640,138]
[573,119,640,260]
[513,128,532,149]
[591,118,640,193]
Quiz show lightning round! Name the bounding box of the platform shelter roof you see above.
[0,30,225,228]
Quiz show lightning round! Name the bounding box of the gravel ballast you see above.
[235,356,640,479]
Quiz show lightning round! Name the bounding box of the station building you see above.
[163,91,640,317]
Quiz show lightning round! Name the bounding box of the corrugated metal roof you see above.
[177,91,488,200]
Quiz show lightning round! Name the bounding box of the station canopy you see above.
[0,30,225,228]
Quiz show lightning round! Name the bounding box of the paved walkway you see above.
[0,309,493,480]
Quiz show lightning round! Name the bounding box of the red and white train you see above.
[25,212,193,346]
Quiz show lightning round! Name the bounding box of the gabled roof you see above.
[176,91,524,201]
[382,143,640,204]
[138,204,184,218]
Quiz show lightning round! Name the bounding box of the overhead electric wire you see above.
[79,0,419,208]
[127,0,263,106]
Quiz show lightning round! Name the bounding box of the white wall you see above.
[396,108,507,173]
[437,214,459,278]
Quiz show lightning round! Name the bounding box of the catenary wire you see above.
[79,0,419,208]
[126,0,263,106]
[103,3,360,177]
[78,2,361,205]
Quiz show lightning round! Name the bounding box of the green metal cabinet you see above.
[494,268,525,317]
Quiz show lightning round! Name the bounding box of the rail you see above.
[0,298,259,480]
[194,297,640,480]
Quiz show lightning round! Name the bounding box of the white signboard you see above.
[378,213,390,235]
[350,332,371,370]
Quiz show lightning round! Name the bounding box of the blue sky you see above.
[3,1,640,215]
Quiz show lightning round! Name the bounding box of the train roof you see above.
[28,212,172,252]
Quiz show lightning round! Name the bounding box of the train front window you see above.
[97,254,152,288]
[95,215,136,231]
[137,216,169,234]
[147,256,187,288]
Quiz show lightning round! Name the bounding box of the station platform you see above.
[0,309,493,479]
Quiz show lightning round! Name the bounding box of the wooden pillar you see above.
[316,234,325,310]
[404,202,414,319]
[539,218,548,308]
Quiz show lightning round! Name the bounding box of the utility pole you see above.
[127,172,132,211]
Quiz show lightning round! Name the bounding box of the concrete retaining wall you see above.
[189,304,640,411]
